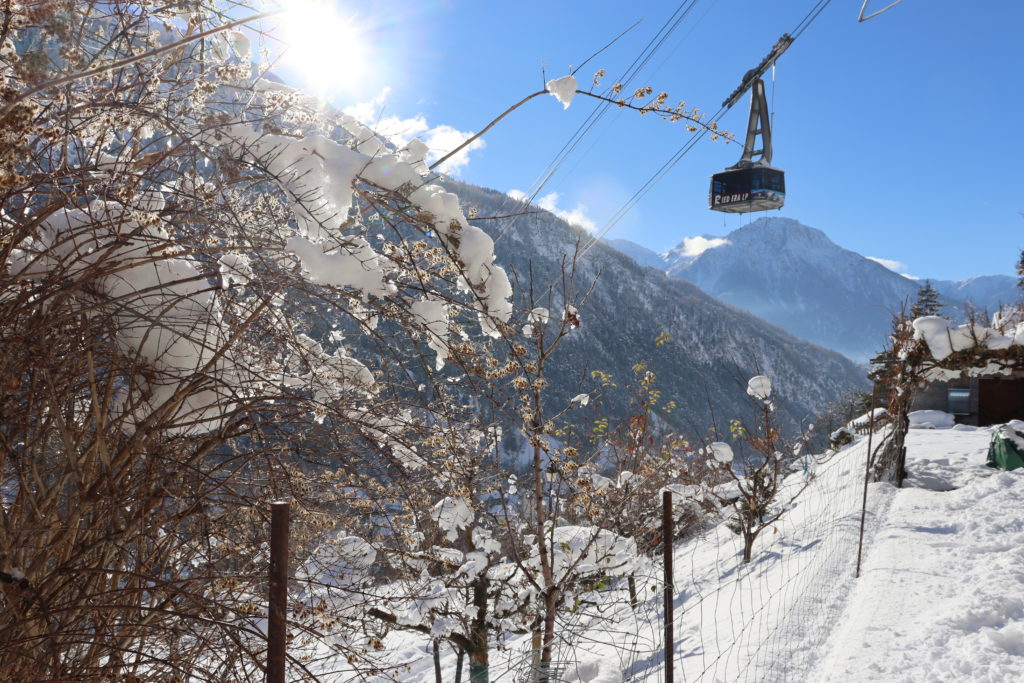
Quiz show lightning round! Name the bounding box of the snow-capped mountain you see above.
[451,185,867,437]
[664,218,925,362]
[931,274,1019,312]
[611,218,1018,362]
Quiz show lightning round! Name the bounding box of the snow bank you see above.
[909,409,956,430]
[355,427,1024,683]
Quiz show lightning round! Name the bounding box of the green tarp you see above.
[987,426,1024,471]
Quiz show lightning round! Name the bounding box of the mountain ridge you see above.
[607,217,1017,361]
[450,185,868,440]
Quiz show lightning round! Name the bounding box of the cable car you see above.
[709,164,785,213]
[709,78,785,214]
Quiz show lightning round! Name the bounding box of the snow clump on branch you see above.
[709,441,734,464]
[746,375,772,401]
[546,74,578,109]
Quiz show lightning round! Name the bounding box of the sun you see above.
[276,1,366,94]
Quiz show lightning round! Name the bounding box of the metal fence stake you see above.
[856,392,877,579]
[663,490,674,683]
[268,500,290,683]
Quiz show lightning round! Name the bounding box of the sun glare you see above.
[278,1,366,93]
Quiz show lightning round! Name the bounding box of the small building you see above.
[911,374,1024,426]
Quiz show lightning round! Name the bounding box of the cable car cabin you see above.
[709,165,785,213]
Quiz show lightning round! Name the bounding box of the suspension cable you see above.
[578,0,834,257]
[491,0,704,245]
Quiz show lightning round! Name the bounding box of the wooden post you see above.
[267,501,290,683]
[855,397,876,579]
[663,490,674,683]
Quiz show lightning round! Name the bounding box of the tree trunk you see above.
[433,640,442,683]
[529,432,559,681]
[467,576,489,683]
[628,574,638,609]
[530,628,542,683]
[469,651,488,683]
[455,647,465,683]
[540,586,559,682]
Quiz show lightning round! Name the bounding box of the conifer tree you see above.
[910,280,943,318]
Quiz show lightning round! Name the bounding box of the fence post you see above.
[663,490,674,683]
[267,501,290,683]
[855,395,876,579]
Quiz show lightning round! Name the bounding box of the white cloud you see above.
[343,87,392,123]
[504,189,597,233]
[344,89,484,175]
[537,191,597,233]
[680,236,730,258]
[420,125,483,175]
[867,256,908,272]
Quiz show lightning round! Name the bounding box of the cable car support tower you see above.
[709,34,793,214]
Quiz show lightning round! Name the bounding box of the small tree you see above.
[910,280,943,318]
[713,375,811,564]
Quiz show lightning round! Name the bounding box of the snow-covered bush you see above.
[710,375,813,563]
[0,2,514,679]
[0,1,742,677]
[829,426,855,449]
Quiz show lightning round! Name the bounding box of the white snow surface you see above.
[812,427,1024,681]
[572,393,591,407]
[430,496,474,543]
[909,409,957,430]
[309,426,1024,682]
[849,407,888,428]
[913,315,1024,368]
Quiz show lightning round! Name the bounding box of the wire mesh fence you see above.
[483,434,889,683]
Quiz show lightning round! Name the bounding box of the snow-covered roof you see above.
[909,315,1024,381]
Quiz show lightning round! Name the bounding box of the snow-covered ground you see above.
[813,426,1024,682]
[331,421,1023,682]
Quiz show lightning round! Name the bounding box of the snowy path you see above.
[813,427,1024,682]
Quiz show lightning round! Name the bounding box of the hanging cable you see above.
[578,0,834,256]
[491,0,704,246]
[523,0,703,203]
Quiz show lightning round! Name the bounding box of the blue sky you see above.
[270,1,1023,281]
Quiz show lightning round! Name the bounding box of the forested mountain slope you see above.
[451,184,868,438]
